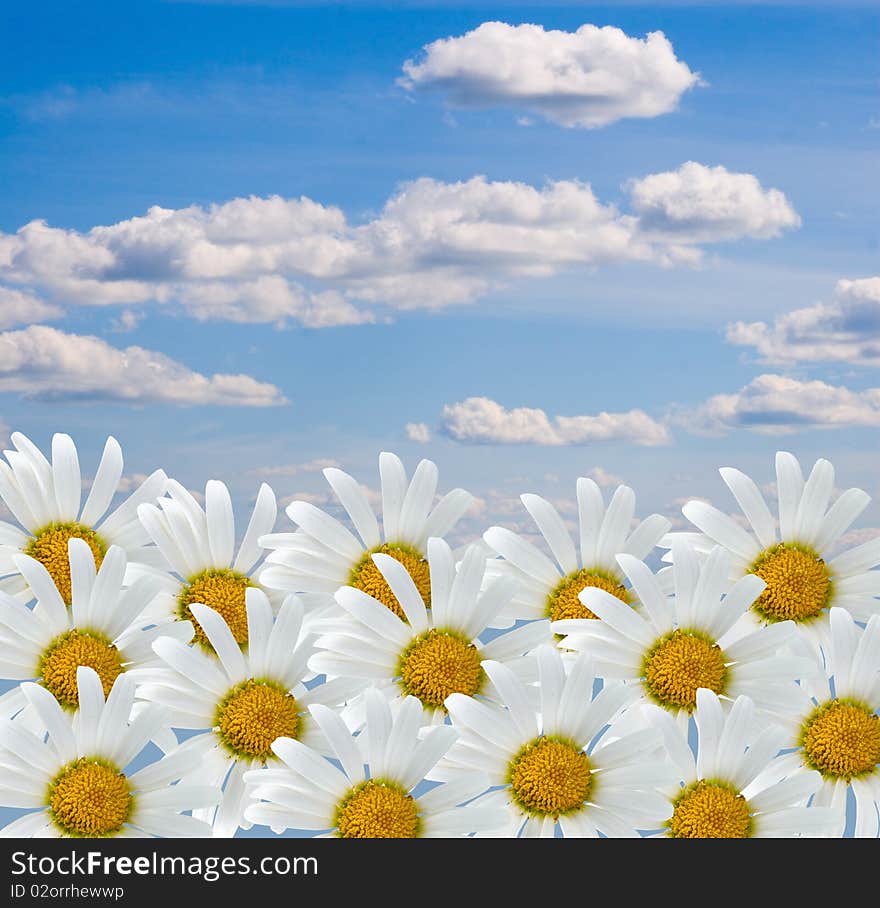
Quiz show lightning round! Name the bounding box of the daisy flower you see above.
[644,689,837,837]
[0,432,167,604]
[308,539,550,722]
[136,478,278,650]
[243,688,504,837]
[436,644,673,837]
[482,478,670,628]
[559,541,810,728]
[258,452,473,621]
[0,539,190,724]
[762,608,880,837]
[0,667,219,837]
[139,587,361,837]
[673,452,879,646]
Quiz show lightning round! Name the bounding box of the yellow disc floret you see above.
[801,699,880,780]
[667,780,751,838]
[49,758,132,838]
[40,630,124,708]
[336,780,420,838]
[216,679,299,761]
[349,543,431,622]
[398,629,483,709]
[179,568,254,648]
[643,630,727,712]
[546,568,631,622]
[751,543,831,623]
[26,522,106,606]
[508,737,592,818]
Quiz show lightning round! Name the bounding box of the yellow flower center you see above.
[336,780,420,838]
[667,781,751,838]
[49,758,132,838]
[751,544,831,623]
[801,700,880,780]
[179,568,254,649]
[398,629,483,709]
[39,630,124,708]
[25,522,106,606]
[643,630,727,712]
[216,679,299,761]
[508,737,592,818]
[546,568,631,622]
[349,543,431,621]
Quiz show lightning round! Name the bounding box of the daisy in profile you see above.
[0,667,219,837]
[258,452,473,621]
[0,432,167,604]
[140,588,361,837]
[309,539,550,722]
[436,645,672,837]
[644,690,837,838]
[244,688,503,837]
[560,542,810,729]
[674,452,879,645]
[0,539,189,723]
[482,478,670,628]
[760,608,880,837]
[137,478,278,650]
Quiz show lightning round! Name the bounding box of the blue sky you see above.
[1,0,879,543]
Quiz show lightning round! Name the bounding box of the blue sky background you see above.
[1,1,878,550]
[0,0,877,840]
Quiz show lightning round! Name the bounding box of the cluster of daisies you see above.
[0,434,878,839]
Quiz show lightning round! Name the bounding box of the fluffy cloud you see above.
[628,162,801,242]
[727,277,880,365]
[405,422,432,443]
[399,22,700,128]
[0,325,286,407]
[252,458,341,478]
[438,396,670,446]
[0,167,798,328]
[0,286,62,328]
[682,373,880,435]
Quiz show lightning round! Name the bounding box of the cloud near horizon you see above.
[679,372,880,435]
[399,22,701,128]
[436,396,671,446]
[0,165,799,330]
[0,325,286,407]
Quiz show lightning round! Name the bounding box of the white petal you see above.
[521,494,577,575]
[398,459,438,543]
[720,467,777,549]
[682,501,760,563]
[188,604,247,685]
[775,451,804,542]
[51,434,82,522]
[323,468,380,550]
[379,452,407,542]
[205,480,235,568]
[80,437,124,527]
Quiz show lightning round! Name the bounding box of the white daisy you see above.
[258,452,473,622]
[643,689,837,837]
[760,608,880,838]
[139,587,361,837]
[243,688,503,837]
[672,452,879,647]
[558,541,811,729]
[0,539,190,725]
[482,478,670,628]
[0,667,219,837]
[136,478,280,651]
[0,432,167,605]
[308,539,550,722]
[434,644,673,837]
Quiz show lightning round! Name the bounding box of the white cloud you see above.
[399,22,701,128]
[628,162,801,242]
[0,325,286,407]
[726,277,880,365]
[107,309,144,333]
[405,422,432,443]
[0,168,798,327]
[438,396,670,446]
[681,373,880,435]
[0,286,62,328]
[585,466,624,488]
[252,458,340,478]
